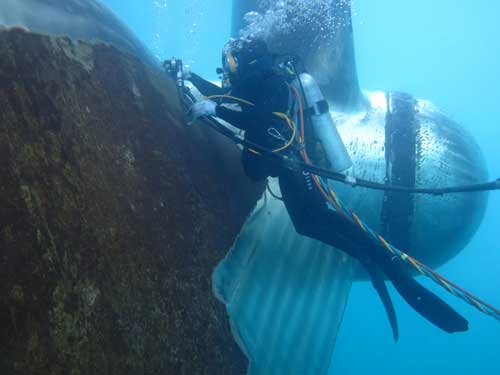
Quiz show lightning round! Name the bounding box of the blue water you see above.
[336,2,500,373]
[103,0,500,373]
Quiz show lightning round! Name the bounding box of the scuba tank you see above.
[292,73,353,172]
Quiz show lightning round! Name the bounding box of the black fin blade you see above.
[368,266,399,341]
[388,268,469,333]
[360,241,470,334]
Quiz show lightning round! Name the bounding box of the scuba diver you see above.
[179,37,469,340]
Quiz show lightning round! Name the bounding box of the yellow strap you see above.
[205,95,255,107]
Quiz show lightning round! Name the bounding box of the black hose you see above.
[177,77,499,196]
[201,115,499,196]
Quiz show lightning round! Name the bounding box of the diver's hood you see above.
[221,38,274,84]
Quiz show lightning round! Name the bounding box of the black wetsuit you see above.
[188,71,468,336]
[193,71,292,180]
[192,72,387,263]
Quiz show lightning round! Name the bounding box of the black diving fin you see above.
[297,205,469,336]
[372,253,469,334]
[388,266,469,333]
[366,265,399,341]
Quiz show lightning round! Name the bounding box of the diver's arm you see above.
[215,104,264,131]
[188,73,225,96]
[186,99,264,128]
[215,77,289,131]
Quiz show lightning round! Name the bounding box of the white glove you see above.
[186,99,217,125]
[183,65,192,79]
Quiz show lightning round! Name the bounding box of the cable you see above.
[204,95,297,154]
[205,95,255,107]
[189,88,500,195]
[202,111,500,196]
[270,112,297,152]
[267,180,284,201]
[202,116,500,196]
[172,64,500,322]
[291,86,500,323]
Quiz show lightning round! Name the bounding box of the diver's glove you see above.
[186,99,217,125]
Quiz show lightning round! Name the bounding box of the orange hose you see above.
[291,86,348,213]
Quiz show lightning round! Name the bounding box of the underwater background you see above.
[102,0,500,373]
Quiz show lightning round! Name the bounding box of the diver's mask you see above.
[217,50,239,88]
[225,50,239,76]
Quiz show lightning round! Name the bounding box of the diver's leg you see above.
[278,170,400,338]
[278,170,365,256]
[278,170,468,333]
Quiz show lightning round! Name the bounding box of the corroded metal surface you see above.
[0,29,263,374]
